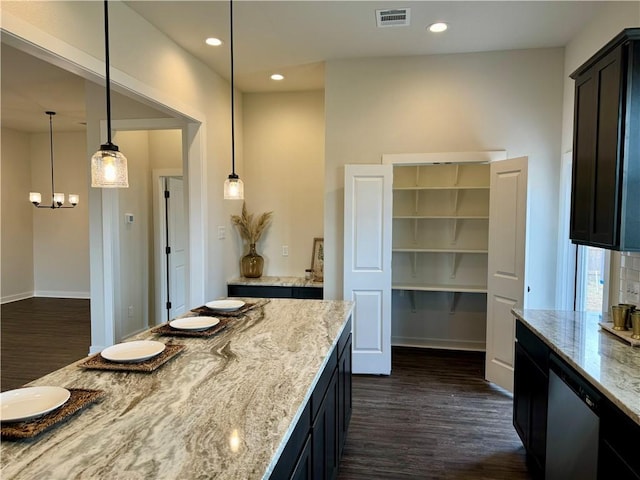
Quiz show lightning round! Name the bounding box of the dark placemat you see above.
[151,319,228,338]
[1,388,105,440]
[191,298,270,317]
[78,343,185,373]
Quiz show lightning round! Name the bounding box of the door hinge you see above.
[164,190,170,198]
[166,246,171,255]
[166,301,172,310]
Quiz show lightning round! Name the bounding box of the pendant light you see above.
[91,0,128,188]
[29,111,79,209]
[223,0,244,200]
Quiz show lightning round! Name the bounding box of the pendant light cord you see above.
[104,0,113,146]
[48,112,55,197]
[230,0,236,176]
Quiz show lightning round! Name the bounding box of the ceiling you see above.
[2,1,610,133]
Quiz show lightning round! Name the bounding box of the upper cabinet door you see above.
[569,28,640,251]
[343,164,393,375]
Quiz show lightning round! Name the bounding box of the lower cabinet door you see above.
[312,368,339,480]
[291,435,313,480]
[338,334,352,456]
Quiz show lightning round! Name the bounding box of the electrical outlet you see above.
[128,306,134,318]
[282,245,289,256]
[218,226,226,240]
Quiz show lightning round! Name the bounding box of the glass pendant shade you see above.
[30,192,42,205]
[53,193,65,206]
[68,194,80,206]
[224,175,244,200]
[91,146,129,188]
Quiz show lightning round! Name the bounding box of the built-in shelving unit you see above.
[392,163,490,292]
[386,154,497,351]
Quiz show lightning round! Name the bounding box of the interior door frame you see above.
[153,168,183,325]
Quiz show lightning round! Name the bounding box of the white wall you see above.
[112,130,151,340]
[1,128,34,302]
[324,48,565,309]
[0,128,88,302]
[31,130,89,298]
[241,91,325,277]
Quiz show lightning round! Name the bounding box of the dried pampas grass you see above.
[231,202,273,244]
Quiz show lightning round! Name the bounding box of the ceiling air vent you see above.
[376,8,410,27]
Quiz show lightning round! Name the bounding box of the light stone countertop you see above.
[228,276,323,288]
[512,309,640,425]
[1,299,353,480]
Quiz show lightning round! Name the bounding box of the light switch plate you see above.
[218,226,226,239]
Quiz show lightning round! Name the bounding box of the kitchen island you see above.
[1,298,353,480]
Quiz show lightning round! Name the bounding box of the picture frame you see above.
[311,237,324,281]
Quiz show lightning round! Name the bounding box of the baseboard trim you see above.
[392,336,486,352]
[1,292,34,305]
[34,290,90,299]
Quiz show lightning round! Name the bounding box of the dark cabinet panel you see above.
[291,435,313,480]
[338,334,352,457]
[569,28,640,250]
[228,284,323,299]
[599,399,640,479]
[312,369,339,480]
[570,72,597,243]
[513,328,548,479]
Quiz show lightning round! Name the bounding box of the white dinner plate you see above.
[170,316,220,331]
[205,299,245,312]
[101,340,166,363]
[1,386,71,423]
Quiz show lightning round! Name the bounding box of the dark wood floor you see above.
[339,348,532,480]
[1,297,91,391]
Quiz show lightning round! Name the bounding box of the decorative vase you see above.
[241,243,264,278]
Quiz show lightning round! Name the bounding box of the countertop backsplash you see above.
[620,252,640,306]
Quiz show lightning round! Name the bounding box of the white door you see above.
[344,164,393,375]
[485,156,528,391]
[167,177,187,320]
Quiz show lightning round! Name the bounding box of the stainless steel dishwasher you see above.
[546,354,601,480]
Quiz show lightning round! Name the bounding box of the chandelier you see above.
[29,111,79,209]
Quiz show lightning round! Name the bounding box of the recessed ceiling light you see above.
[428,22,448,33]
[205,37,223,46]
[271,74,284,81]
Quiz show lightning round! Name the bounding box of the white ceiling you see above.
[1,1,611,132]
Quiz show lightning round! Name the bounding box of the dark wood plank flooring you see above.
[339,347,532,480]
[1,297,91,391]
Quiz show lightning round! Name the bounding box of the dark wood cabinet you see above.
[271,318,352,480]
[599,398,640,479]
[569,28,640,251]
[227,283,323,299]
[513,321,549,478]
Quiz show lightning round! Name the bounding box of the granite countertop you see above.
[228,276,323,288]
[512,309,640,425]
[1,299,353,479]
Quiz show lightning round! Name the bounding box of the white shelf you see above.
[393,248,488,254]
[392,284,487,293]
[393,186,489,191]
[393,215,489,220]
